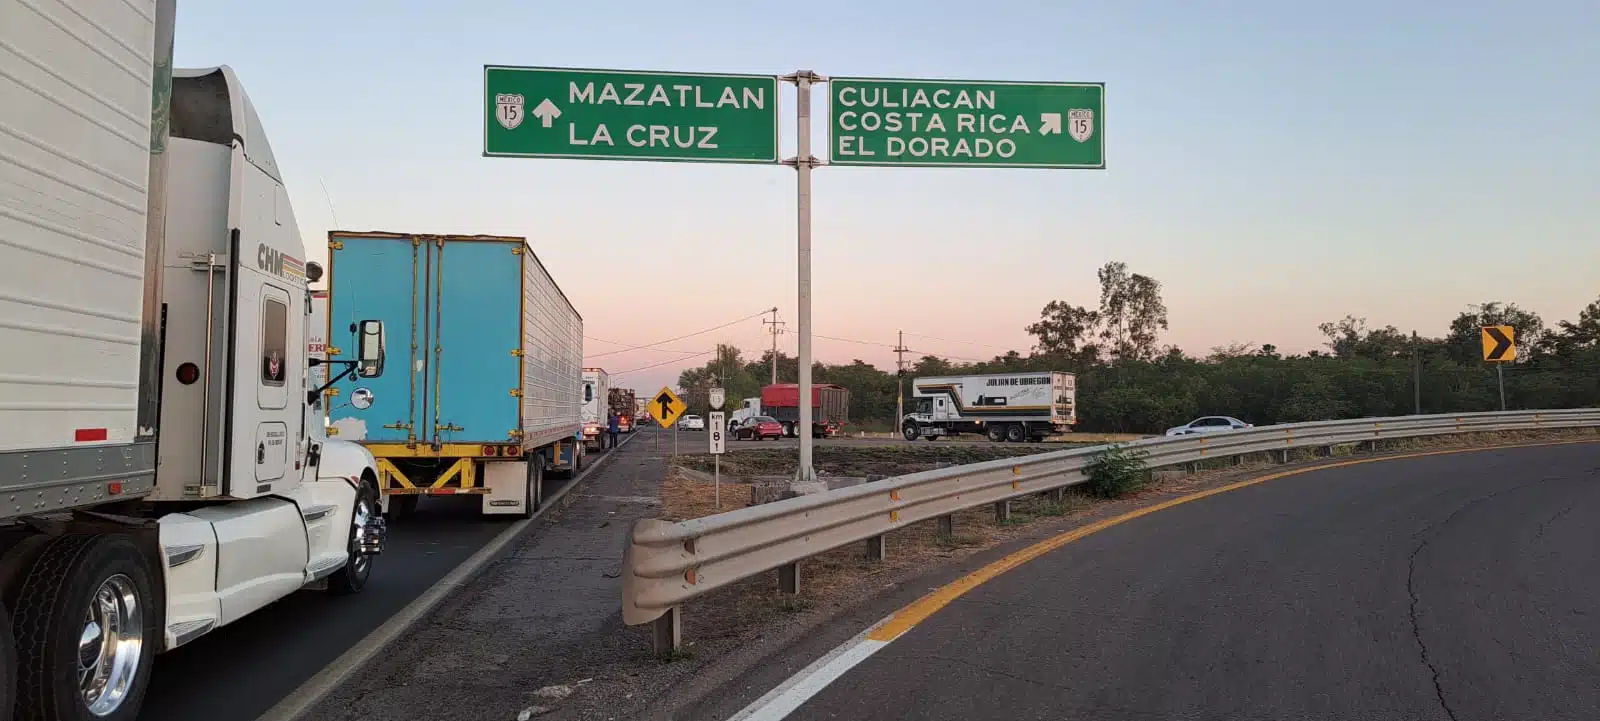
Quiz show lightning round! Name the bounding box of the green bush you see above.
[1085,443,1150,498]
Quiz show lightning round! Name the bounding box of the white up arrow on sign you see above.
[1039,113,1062,135]
[532,98,561,128]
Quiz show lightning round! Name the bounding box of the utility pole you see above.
[763,308,785,385]
[894,330,910,434]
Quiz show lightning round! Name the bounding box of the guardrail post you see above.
[864,534,886,561]
[937,514,954,539]
[652,607,681,656]
[1277,449,1290,464]
[1048,487,1066,504]
[778,562,800,594]
[994,500,1011,522]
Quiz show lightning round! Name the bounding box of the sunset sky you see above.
[174,0,1599,394]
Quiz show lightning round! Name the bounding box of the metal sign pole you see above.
[789,70,820,486]
[714,454,720,509]
[1497,363,1506,411]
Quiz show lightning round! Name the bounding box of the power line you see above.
[585,308,775,360]
[813,333,988,363]
[583,335,703,358]
[611,348,718,375]
[814,333,897,349]
[903,331,1013,352]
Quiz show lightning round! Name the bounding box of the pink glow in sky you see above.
[174,1,1599,395]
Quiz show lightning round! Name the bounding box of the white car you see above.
[1165,416,1252,436]
[680,414,705,431]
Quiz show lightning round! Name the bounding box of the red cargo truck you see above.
[732,383,849,438]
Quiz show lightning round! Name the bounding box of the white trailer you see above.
[582,368,610,450]
[902,371,1077,442]
[0,2,391,718]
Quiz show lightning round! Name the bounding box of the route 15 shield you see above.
[495,93,525,130]
[1068,108,1095,143]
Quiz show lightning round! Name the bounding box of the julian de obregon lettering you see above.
[985,377,1051,387]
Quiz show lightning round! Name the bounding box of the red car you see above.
[734,416,784,441]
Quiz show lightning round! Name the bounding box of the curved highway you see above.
[781,443,1600,721]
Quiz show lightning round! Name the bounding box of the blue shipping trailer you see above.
[324,231,584,518]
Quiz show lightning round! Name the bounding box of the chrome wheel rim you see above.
[78,574,143,716]
[351,497,375,575]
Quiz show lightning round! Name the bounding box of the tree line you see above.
[677,262,1600,434]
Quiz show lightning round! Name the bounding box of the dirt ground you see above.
[672,442,1087,481]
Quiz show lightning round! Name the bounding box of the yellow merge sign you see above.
[1481,325,1515,362]
[649,386,688,428]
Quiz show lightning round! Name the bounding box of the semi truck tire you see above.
[902,423,919,441]
[986,425,1005,442]
[13,534,157,721]
[329,480,380,596]
[782,422,795,438]
[1,600,15,721]
[1005,424,1026,443]
[519,459,544,519]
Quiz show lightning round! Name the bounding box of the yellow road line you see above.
[866,438,1597,643]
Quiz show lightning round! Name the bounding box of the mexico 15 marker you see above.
[484,65,781,163]
[829,77,1105,169]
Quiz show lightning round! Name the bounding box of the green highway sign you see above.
[828,77,1105,168]
[484,66,780,163]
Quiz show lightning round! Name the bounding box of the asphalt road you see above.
[138,475,579,721]
[784,443,1600,721]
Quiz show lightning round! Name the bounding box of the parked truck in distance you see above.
[731,384,850,438]
[325,232,584,520]
[609,388,637,433]
[582,368,610,450]
[1,4,391,717]
[902,371,1076,442]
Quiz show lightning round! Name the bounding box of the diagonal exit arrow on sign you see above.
[1481,325,1515,362]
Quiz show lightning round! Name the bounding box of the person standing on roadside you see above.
[607,411,621,450]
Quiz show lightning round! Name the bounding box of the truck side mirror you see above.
[357,320,386,378]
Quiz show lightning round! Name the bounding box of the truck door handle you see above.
[257,443,266,464]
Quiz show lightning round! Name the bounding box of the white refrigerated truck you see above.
[902,371,1077,442]
[582,368,610,450]
[0,2,391,719]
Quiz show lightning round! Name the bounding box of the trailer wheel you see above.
[986,425,1005,442]
[902,423,919,441]
[13,534,157,721]
[1,600,15,721]
[519,459,544,519]
[782,422,795,438]
[1005,424,1027,443]
[329,479,380,596]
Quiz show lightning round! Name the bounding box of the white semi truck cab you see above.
[0,2,390,718]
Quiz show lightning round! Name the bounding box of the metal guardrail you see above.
[621,409,1600,644]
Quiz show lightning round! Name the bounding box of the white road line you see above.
[255,433,637,721]
[726,617,897,721]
